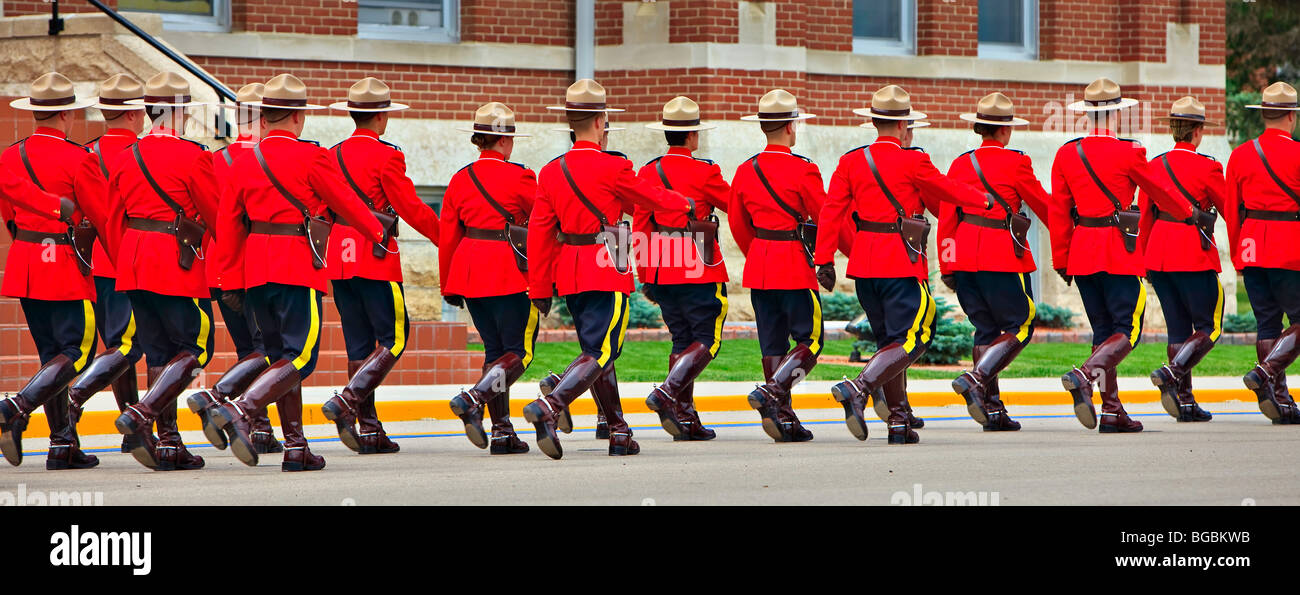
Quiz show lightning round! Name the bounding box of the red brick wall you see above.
[670,0,738,43]
[461,0,574,46]
[1188,0,1225,65]
[3,0,117,16]
[595,0,623,46]
[1039,0,1122,62]
[775,0,852,51]
[917,0,977,57]
[234,0,356,36]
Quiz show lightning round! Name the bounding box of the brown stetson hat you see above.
[959,92,1030,126]
[546,79,624,113]
[1246,82,1300,111]
[646,96,716,132]
[740,89,816,122]
[244,74,326,110]
[456,102,530,137]
[9,72,96,112]
[329,77,410,113]
[1163,96,1218,125]
[1066,77,1140,112]
[126,72,207,108]
[93,74,145,111]
[853,85,928,121]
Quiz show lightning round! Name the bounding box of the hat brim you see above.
[1245,104,1300,111]
[125,99,210,108]
[860,121,930,130]
[852,108,928,121]
[328,101,410,113]
[1162,115,1219,126]
[241,101,327,110]
[9,97,97,112]
[454,127,532,137]
[552,126,625,133]
[645,122,717,132]
[739,113,816,122]
[958,113,1030,126]
[1066,97,1140,112]
[93,102,146,111]
[546,106,625,113]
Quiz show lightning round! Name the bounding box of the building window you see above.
[358,0,459,43]
[978,0,1038,60]
[852,0,916,56]
[119,0,230,32]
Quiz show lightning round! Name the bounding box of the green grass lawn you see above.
[468,339,1260,383]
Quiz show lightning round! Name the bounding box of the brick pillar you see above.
[917,0,977,57]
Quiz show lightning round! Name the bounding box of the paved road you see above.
[3,402,1297,506]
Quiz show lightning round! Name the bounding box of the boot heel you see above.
[321,398,363,452]
[645,390,684,437]
[449,394,489,449]
[187,392,229,450]
[747,388,788,442]
[1062,371,1098,430]
[523,402,563,460]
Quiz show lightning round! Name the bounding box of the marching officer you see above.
[0,73,102,470]
[186,82,284,455]
[636,96,731,441]
[320,77,441,455]
[67,74,150,453]
[103,72,218,470]
[938,92,1051,431]
[193,74,384,471]
[1229,81,1300,424]
[1143,97,1225,423]
[522,79,692,459]
[1051,78,1185,434]
[815,85,993,445]
[729,89,841,443]
[443,102,538,455]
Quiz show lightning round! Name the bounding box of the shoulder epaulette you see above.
[958,148,976,158]
[843,145,870,156]
[178,137,208,151]
[604,150,629,160]
[86,135,104,146]
[507,160,527,169]
[692,156,715,165]
[1198,152,1219,162]
[1153,151,1171,160]
[547,154,564,165]
[791,152,813,162]
[298,139,321,147]
[329,140,344,150]
[745,153,761,162]
[1066,137,1085,145]
[1119,137,1143,146]
[645,155,665,166]
[905,146,926,153]
[379,139,402,152]
[1006,148,1025,155]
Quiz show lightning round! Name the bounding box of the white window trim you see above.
[357,0,460,44]
[978,0,1038,61]
[121,0,231,33]
[852,0,916,57]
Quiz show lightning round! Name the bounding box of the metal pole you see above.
[575,0,595,81]
[49,0,66,36]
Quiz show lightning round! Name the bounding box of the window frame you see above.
[852,0,917,56]
[357,0,460,44]
[120,0,231,33]
[977,0,1039,61]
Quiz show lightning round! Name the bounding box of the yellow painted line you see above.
[37,388,1265,438]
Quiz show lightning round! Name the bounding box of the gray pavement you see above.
[3,400,1298,506]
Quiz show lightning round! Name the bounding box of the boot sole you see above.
[282,460,326,472]
[320,400,363,453]
[1061,373,1098,430]
[645,393,685,438]
[951,376,991,426]
[186,393,229,450]
[490,443,530,455]
[46,454,99,470]
[1150,369,1183,419]
[887,433,920,445]
[210,409,258,467]
[113,414,159,469]
[871,390,890,422]
[1099,424,1144,434]
[830,382,868,441]
[522,403,562,460]
[0,408,23,466]
[448,395,489,449]
[746,390,789,442]
[609,444,640,456]
[1243,371,1283,421]
[540,377,574,434]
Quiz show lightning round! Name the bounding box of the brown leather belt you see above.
[959,213,1009,230]
[126,217,178,234]
[1245,208,1300,222]
[1076,216,1117,228]
[753,227,799,241]
[557,231,600,246]
[655,224,690,234]
[464,226,507,241]
[14,228,70,245]
[855,219,899,234]
[249,220,307,236]
[1156,211,1191,223]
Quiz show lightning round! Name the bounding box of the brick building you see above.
[0,1,1228,388]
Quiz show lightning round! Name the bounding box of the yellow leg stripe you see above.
[1210,280,1224,342]
[598,293,626,367]
[193,299,212,366]
[1129,280,1148,347]
[903,281,929,353]
[522,301,540,368]
[616,293,630,352]
[74,300,96,372]
[116,312,136,357]
[808,289,823,355]
[1016,274,1037,343]
[389,282,407,357]
[710,283,729,358]
[292,289,321,371]
[921,284,937,344]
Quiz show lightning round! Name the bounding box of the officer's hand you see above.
[816,263,836,292]
[532,298,552,317]
[1055,268,1073,287]
[57,197,77,224]
[444,294,464,309]
[640,283,658,304]
[220,289,245,314]
[941,274,958,292]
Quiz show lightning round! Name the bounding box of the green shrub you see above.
[1035,303,1076,329]
[822,291,864,321]
[1224,312,1257,334]
[550,297,573,326]
[847,296,973,366]
[548,289,664,329]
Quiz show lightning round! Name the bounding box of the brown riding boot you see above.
[117,353,201,470]
[357,391,400,454]
[883,372,919,444]
[952,334,1026,426]
[155,399,204,471]
[592,365,638,456]
[68,348,139,452]
[45,388,99,470]
[1245,329,1300,423]
[539,359,585,435]
[449,353,525,449]
[982,372,1020,431]
[187,353,269,451]
[1098,367,1143,433]
[670,350,716,441]
[279,384,324,471]
[522,355,603,460]
[1062,334,1133,430]
[208,359,302,467]
[1152,332,1215,421]
[747,346,817,443]
[646,343,713,438]
[0,354,81,466]
[488,392,528,454]
[321,347,397,453]
[832,343,914,441]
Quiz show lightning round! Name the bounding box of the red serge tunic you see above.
[76,129,139,281]
[1138,143,1226,273]
[816,138,990,281]
[1225,128,1300,272]
[1049,130,1187,277]
[0,128,101,301]
[439,151,537,298]
[529,141,691,299]
[938,139,1052,274]
[213,130,385,295]
[327,129,440,283]
[104,128,219,299]
[633,147,731,286]
[210,136,257,290]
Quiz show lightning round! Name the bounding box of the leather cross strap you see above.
[1253,138,1300,210]
[467,163,517,225]
[335,142,376,210]
[18,140,46,191]
[221,146,234,167]
[559,155,612,226]
[651,158,700,229]
[254,143,314,219]
[1075,139,1126,213]
[132,143,190,220]
[862,146,910,218]
[93,139,110,179]
[969,152,1015,216]
[750,155,806,225]
[1160,154,1201,213]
